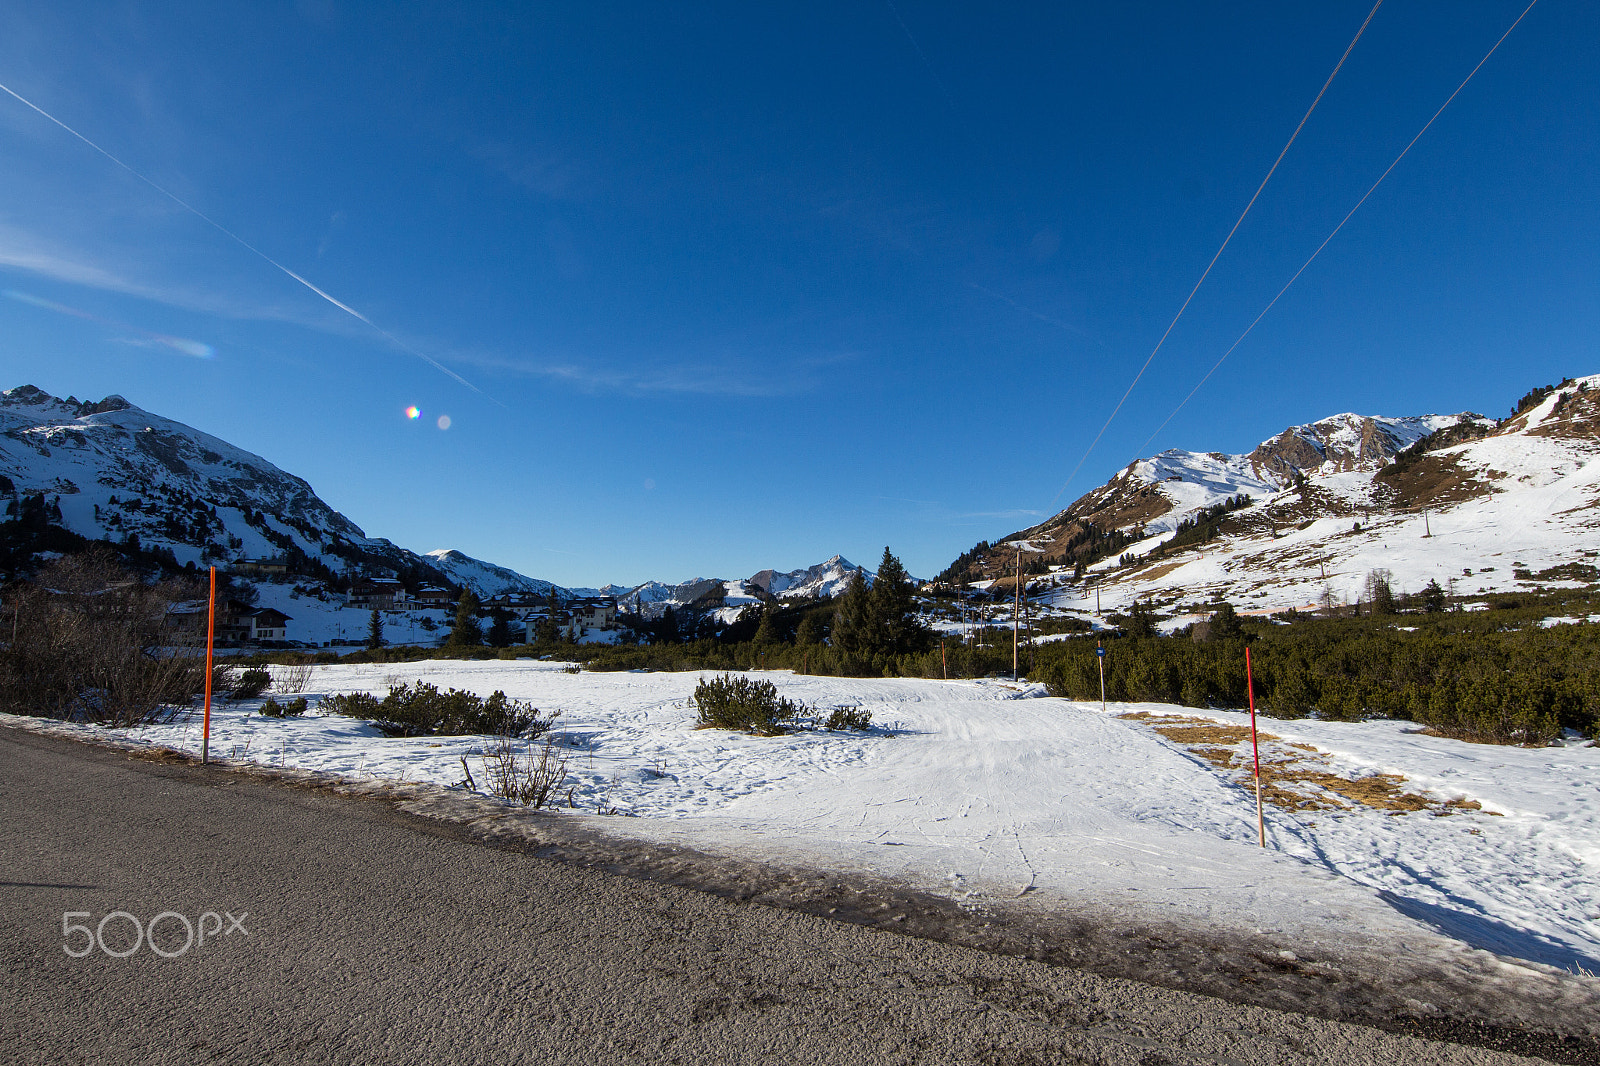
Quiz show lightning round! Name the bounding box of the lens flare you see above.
[405,406,420,420]
[436,415,451,430]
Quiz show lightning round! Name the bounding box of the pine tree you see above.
[1421,578,1446,613]
[447,590,483,646]
[867,546,921,656]
[794,614,822,646]
[752,606,779,645]
[831,569,871,656]
[366,608,384,650]
[1124,599,1158,637]
[1205,602,1242,641]
[1364,569,1396,615]
[487,607,513,647]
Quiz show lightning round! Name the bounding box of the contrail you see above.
[1135,0,1541,457]
[1048,0,1385,508]
[0,79,490,399]
[967,282,1092,339]
[883,0,961,116]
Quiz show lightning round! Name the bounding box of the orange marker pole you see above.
[202,566,215,765]
[1246,646,1264,847]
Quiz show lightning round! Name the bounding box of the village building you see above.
[167,600,292,646]
[346,578,408,611]
[232,557,291,577]
[412,585,455,608]
[568,597,617,629]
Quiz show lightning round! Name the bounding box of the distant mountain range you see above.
[0,385,871,628]
[946,375,1600,619]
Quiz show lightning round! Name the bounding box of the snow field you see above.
[103,660,1600,985]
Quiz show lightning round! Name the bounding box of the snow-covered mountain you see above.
[604,556,875,616]
[1019,411,1476,548]
[747,555,868,599]
[948,376,1600,619]
[423,549,562,600]
[0,385,565,600]
[0,385,900,645]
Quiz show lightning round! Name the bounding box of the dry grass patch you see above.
[127,746,200,765]
[1118,712,1491,817]
[1131,559,1189,584]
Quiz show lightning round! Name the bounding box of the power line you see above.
[0,79,491,401]
[1135,0,1541,456]
[1048,0,1385,508]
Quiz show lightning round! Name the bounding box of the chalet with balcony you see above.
[346,578,408,611]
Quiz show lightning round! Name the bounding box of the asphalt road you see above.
[0,727,1568,1065]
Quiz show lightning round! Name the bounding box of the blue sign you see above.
[1096,646,1106,658]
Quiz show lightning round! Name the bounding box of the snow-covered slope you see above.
[958,376,1600,618]
[423,549,562,600]
[0,385,569,632]
[0,384,365,564]
[59,659,1599,1033]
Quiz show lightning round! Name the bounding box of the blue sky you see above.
[0,2,1593,587]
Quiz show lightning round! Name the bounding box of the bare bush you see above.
[0,549,207,726]
[479,733,570,808]
[273,662,314,694]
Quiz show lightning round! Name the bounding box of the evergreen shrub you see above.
[824,705,873,731]
[320,681,556,737]
[230,668,272,699]
[691,673,802,735]
[259,696,308,717]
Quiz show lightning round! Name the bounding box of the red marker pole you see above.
[202,566,216,765]
[1246,645,1264,847]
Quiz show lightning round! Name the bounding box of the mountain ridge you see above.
[0,385,875,637]
[943,375,1600,620]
